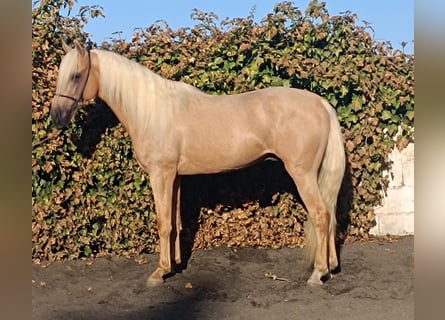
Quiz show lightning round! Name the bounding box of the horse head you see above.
[51,40,98,128]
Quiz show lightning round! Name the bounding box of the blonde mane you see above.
[95,50,204,137]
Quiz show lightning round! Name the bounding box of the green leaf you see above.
[381,110,392,120]
[321,80,331,90]
[84,245,92,257]
[213,57,224,65]
[351,95,362,111]
[341,85,349,97]
[271,77,283,86]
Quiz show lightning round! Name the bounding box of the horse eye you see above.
[71,73,81,81]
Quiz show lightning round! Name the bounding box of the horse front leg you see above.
[146,168,177,287]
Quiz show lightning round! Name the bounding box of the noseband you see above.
[54,49,91,106]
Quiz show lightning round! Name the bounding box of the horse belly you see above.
[176,123,270,175]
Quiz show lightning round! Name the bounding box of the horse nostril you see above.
[50,107,60,121]
[50,106,67,128]
[50,107,58,119]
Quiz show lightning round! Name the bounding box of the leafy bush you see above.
[32,0,414,261]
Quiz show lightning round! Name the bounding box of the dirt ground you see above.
[32,235,413,320]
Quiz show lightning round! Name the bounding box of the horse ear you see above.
[73,39,87,57]
[62,40,72,54]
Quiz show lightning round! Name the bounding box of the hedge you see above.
[32,0,414,261]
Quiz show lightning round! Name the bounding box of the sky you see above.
[65,0,414,54]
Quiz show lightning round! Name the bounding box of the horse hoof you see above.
[146,277,164,288]
[307,270,333,286]
[307,277,323,287]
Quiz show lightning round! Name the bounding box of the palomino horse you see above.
[51,40,346,287]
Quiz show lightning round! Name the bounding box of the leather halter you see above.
[54,49,91,105]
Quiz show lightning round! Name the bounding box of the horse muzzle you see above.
[50,104,77,128]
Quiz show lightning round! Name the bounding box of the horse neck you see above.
[95,50,172,138]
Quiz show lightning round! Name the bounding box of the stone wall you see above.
[370,142,414,236]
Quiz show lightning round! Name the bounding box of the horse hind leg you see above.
[173,176,182,266]
[328,213,339,273]
[284,165,332,286]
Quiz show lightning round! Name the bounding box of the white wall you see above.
[369,142,414,236]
